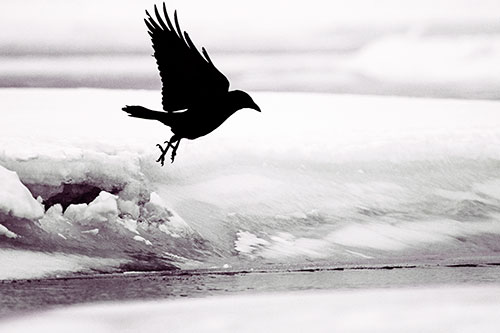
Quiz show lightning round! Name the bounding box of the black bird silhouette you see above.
[122,3,261,165]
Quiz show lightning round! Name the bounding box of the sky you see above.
[1,0,500,97]
[1,0,500,54]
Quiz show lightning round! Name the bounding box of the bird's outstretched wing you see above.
[145,3,230,112]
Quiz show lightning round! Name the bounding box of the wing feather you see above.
[145,11,161,31]
[202,47,213,64]
[173,11,185,42]
[154,6,168,30]
[146,3,230,112]
[162,3,176,32]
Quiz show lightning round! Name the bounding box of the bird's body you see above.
[122,3,260,164]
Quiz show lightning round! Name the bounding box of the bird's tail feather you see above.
[122,105,167,122]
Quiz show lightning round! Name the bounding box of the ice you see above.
[148,192,189,231]
[0,165,43,220]
[0,249,123,280]
[328,219,500,251]
[0,89,205,278]
[133,235,152,246]
[64,191,119,225]
[80,229,99,235]
[0,224,17,239]
[344,249,373,259]
[234,218,500,259]
[473,180,500,200]
[1,286,500,333]
[2,88,500,278]
[234,231,270,255]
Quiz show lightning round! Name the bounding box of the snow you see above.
[0,88,211,279]
[64,191,119,225]
[145,192,191,235]
[2,89,500,278]
[0,165,43,220]
[1,286,500,332]
[0,249,123,280]
[326,220,500,251]
[0,224,17,239]
[234,231,270,255]
[0,87,493,164]
[133,235,152,246]
[81,229,99,236]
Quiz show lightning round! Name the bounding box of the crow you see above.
[122,3,261,165]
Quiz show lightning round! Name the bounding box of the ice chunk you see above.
[0,165,44,220]
[145,192,191,234]
[81,228,99,235]
[0,224,17,238]
[133,235,152,246]
[64,191,119,225]
[85,192,119,222]
[117,199,140,219]
[118,218,139,234]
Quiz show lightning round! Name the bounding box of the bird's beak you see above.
[250,102,261,112]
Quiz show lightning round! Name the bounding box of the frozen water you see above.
[0,165,43,220]
[2,89,500,279]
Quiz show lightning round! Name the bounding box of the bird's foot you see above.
[170,149,177,163]
[156,141,172,166]
[156,144,167,166]
[170,140,181,163]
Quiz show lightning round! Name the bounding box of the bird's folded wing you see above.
[145,3,230,112]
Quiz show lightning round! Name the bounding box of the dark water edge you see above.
[2,262,500,319]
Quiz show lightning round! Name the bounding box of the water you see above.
[2,264,500,318]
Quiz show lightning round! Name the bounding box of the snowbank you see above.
[1,286,500,332]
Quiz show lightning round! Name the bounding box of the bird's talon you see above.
[156,154,165,166]
[156,143,169,166]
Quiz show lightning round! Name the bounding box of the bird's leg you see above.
[170,139,181,163]
[156,140,174,166]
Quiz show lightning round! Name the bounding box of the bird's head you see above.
[229,90,261,112]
